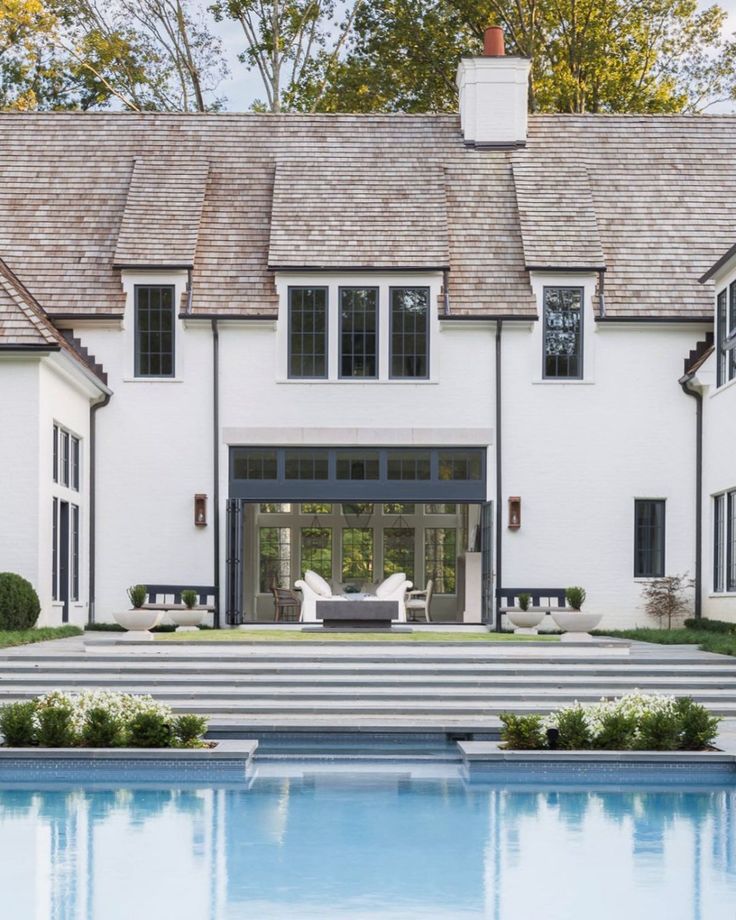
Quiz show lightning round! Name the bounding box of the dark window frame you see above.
[634,499,666,578]
[134,284,176,379]
[338,286,379,380]
[52,424,59,483]
[542,286,585,381]
[52,497,58,601]
[288,286,329,380]
[728,491,736,593]
[714,493,725,593]
[389,286,430,380]
[60,430,70,487]
[71,436,80,491]
[71,503,80,602]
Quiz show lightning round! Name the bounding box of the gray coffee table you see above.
[315,599,399,629]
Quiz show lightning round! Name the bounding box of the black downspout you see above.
[495,319,503,631]
[680,376,703,618]
[88,392,111,625]
[212,320,221,628]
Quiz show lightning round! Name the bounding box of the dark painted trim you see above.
[270,265,449,273]
[178,312,277,321]
[596,316,711,325]
[113,263,193,270]
[212,320,221,629]
[133,284,176,379]
[88,391,112,625]
[526,264,606,273]
[440,314,539,322]
[287,285,329,380]
[0,344,60,352]
[633,499,666,578]
[462,141,527,149]
[388,285,430,381]
[337,285,379,380]
[698,244,736,284]
[680,376,703,618]
[494,320,503,632]
[50,313,124,322]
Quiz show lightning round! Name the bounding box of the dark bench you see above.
[143,584,217,623]
[496,588,567,624]
[315,599,399,630]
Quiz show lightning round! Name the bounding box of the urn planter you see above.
[551,609,602,640]
[112,608,162,639]
[169,605,206,631]
[506,609,546,635]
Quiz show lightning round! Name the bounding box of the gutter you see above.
[88,391,112,625]
[212,320,221,629]
[679,374,703,619]
[494,319,503,631]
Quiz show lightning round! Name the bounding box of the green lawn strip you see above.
[155,629,559,643]
[0,626,82,649]
[596,628,736,657]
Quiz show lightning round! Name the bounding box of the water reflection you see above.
[0,773,734,919]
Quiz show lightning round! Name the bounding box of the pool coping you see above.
[457,741,736,765]
[0,739,258,762]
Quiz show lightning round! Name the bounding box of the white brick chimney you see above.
[457,27,531,147]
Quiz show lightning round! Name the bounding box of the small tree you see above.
[641,573,694,629]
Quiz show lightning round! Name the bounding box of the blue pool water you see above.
[0,762,735,919]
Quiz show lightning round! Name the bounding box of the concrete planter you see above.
[112,608,162,639]
[169,606,206,631]
[506,609,546,634]
[551,609,602,639]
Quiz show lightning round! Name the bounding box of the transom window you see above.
[716,284,736,388]
[285,451,329,480]
[390,287,429,379]
[543,287,583,379]
[340,287,378,378]
[288,287,327,379]
[135,285,175,378]
[634,499,665,578]
[714,490,736,593]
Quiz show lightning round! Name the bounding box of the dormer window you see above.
[288,286,327,379]
[135,285,175,378]
[716,284,736,387]
[340,287,378,378]
[543,286,583,379]
[390,287,429,379]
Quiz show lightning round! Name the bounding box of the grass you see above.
[155,629,560,643]
[597,628,736,657]
[0,626,82,649]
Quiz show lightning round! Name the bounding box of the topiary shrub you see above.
[127,711,173,748]
[82,707,123,748]
[0,701,37,746]
[500,713,545,750]
[0,573,41,630]
[174,714,208,748]
[37,703,77,747]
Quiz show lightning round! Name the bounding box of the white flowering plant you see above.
[0,691,208,748]
[501,692,720,752]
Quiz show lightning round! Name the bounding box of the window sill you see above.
[122,377,183,384]
[531,379,594,386]
[708,592,736,598]
[276,378,438,385]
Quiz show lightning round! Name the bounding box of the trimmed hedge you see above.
[684,618,736,635]
[0,573,40,630]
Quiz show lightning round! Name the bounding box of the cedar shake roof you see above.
[1,112,735,322]
[268,160,449,269]
[512,162,605,271]
[0,258,108,384]
[113,157,209,268]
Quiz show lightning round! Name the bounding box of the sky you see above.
[212,0,736,113]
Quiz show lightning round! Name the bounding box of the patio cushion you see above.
[304,570,332,598]
[375,573,406,598]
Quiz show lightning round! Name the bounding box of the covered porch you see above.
[225,446,493,626]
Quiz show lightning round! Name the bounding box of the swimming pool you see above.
[0,761,734,919]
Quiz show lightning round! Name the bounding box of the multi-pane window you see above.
[340,288,378,378]
[634,500,665,578]
[336,452,379,481]
[301,503,332,514]
[714,490,736,593]
[259,527,292,592]
[52,498,58,601]
[135,285,175,377]
[438,451,482,481]
[342,528,374,581]
[425,504,457,514]
[383,528,415,583]
[543,287,584,379]
[233,450,278,480]
[285,451,329,480]
[71,504,79,602]
[60,430,69,486]
[289,287,327,379]
[716,284,736,388]
[387,451,430,481]
[53,425,59,483]
[52,426,79,490]
[383,503,416,515]
[260,503,292,513]
[390,287,429,379]
[71,437,80,490]
[425,528,457,594]
[301,527,332,580]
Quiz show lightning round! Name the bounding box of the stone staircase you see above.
[2,643,736,740]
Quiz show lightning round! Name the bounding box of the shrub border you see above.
[0,739,258,762]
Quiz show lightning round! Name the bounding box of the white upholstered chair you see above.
[405,579,433,622]
[374,572,413,622]
[293,570,333,623]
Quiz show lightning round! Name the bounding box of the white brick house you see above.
[0,36,734,630]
